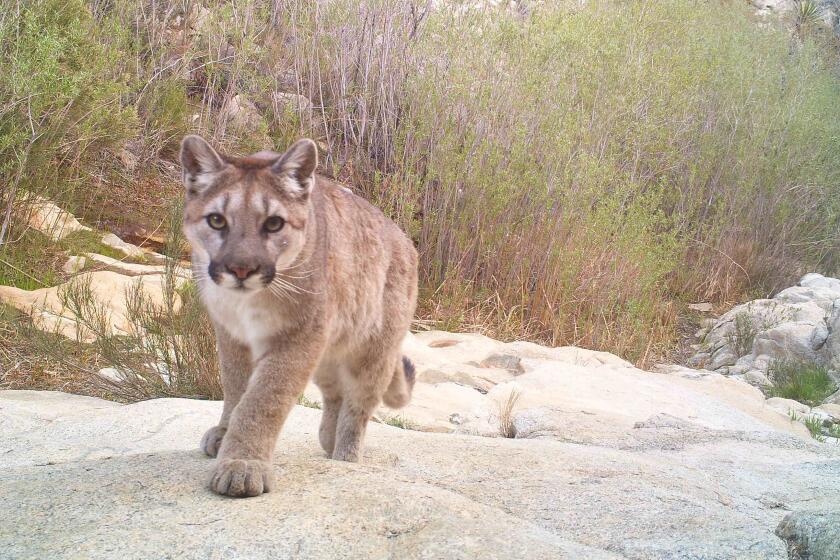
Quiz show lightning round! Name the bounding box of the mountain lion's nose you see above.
[227,264,258,280]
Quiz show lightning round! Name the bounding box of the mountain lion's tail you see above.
[382,356,415,408]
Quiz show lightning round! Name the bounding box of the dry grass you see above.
[0,305,111,399]
[497,388,522,439]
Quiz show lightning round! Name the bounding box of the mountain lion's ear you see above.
[180,135,225,193]
[271,138,318,196]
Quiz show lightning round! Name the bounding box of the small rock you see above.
[744,369,770,387]
[189,4,211,32]
[448,413,464,425]
[97,367,126,383]
[709,348,738,370]
[479,353,525,374]
[726,364,750,376]
[118,148,139,172]
[62,256,86,275]
[220,94,264,132]
[687,302,713,312]
[272,91,313,114]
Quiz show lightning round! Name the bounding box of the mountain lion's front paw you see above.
[209,458,275,497]
[200,425,227,458]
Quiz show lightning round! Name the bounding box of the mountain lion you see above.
[180,135,418,498]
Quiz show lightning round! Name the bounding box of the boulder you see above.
[345,331,818,439]
[22,195,92,241]
[765,397,811,418]
[752,322,828,364]
[776,510,840,560]
[691,274,840,391]
[100,233,147,260]
[84,253,190,278]
[801,273,840,293]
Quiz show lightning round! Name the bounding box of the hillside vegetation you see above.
[2,0,840,365]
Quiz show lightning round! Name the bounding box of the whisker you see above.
[276,270,314,279]
[271,277,320,295]
[272,278,303,295]
[268,283,292,302]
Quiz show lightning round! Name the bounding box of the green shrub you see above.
[138,78,191,158]
[768,359,837,405]
[4,0,840,368]
[382,415,415,430]
[0,0,138,243]
[297,394,322,410]
[52,203,222,401]
[727,313,759,358]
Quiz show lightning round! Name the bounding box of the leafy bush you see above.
[54,203,222,401]
[726,313,759,358]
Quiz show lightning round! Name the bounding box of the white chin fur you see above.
[217,273,268,292]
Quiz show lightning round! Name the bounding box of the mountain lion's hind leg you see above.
[313,363,343,456]
[332,352,398,462]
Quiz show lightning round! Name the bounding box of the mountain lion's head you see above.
[180,135,317,294]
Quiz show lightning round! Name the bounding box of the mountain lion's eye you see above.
[206,213,227,230]
[264,216,285,233]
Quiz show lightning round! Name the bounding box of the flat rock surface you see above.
[2,390,839,559]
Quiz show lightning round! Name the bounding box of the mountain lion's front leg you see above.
[209,329,325,497]
[201,329,251,458]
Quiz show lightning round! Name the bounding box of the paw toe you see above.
[209,458,274,498]
[200,426,226,458]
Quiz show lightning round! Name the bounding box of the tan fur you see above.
[180,135,418,498]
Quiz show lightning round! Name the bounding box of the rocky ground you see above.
[2,326,840,558]
[2,375,839,559]
[2,204,840,558]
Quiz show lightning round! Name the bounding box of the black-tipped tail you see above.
[383,355,415,409]
[402,356,416,386]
